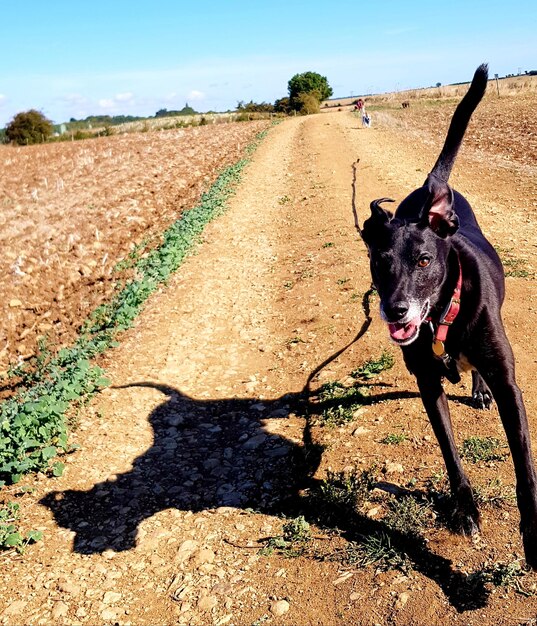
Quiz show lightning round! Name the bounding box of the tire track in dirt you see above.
[2,111,537,626]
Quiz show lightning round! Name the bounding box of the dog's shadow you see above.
[40,381,490,612]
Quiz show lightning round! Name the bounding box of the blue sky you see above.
[1,0,535,125]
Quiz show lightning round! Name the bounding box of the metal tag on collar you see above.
[433,339,446,357]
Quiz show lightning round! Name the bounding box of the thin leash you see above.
[351,158,363,237]
[302,158,372,397]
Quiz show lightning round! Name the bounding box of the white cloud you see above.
[187,89,205,101]
[115,92,134,102]
[97,98,115,110]
[0,94,7,106]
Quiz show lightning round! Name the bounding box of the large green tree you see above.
[287,71,333,102]
[5,109,54,145]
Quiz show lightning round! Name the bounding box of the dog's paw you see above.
[453,507,481,536]
[452,487,481,536]
[471,371,493,410]
[472,389,493,410]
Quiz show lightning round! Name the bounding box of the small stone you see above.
[270,600,290,617]
[176,539,199,563]
[395,592,410,609]
[264,446,289,458]
[103,591,122,604]
[384,461,404,475]
[1,600,27,617]
[76,607,87,618]
[243,434,267,450]
[58,580,80,595]
[352,426,370,436]
[9,299,22,307]
[350,592,361,601]
[195,547,215,567]
[333,572,353,585]
[198,595,218,611]
[52,601,69,619]
[101,607,122,621]
[180,602,191,614]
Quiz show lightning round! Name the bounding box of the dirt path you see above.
[2,111,537,626]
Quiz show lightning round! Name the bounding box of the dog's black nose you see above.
[384,301,409,321]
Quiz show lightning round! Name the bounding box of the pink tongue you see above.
[388,317,419,341]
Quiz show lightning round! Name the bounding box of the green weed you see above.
[383,496,432,538]
[316,381,368,426]
[381,432,408,445]
[351,351,395,380]
[468,560,533,596]
[473,478,515,508]
[346,532,410,572]
[495,246,535,279]
[314,468,377,524]
[461,436,508,463]
[0,502,43,553]
[259,516,312,557]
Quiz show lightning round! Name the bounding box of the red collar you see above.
[426,260,462,357]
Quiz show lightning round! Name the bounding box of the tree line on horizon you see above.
[2,71,332,146]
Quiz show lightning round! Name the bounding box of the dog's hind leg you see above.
[471,370,493,410]
[415,372,481,535]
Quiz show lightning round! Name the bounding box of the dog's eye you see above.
[417,257,430,268]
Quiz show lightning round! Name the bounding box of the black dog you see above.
[361,64,537,568]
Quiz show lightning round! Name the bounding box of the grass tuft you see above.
[461,436,508,463]
[0,502,43,553]
[381,432,408,445]
[345,532,411,572]
[351,351,395,380]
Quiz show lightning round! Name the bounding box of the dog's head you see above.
[361,174,459,346]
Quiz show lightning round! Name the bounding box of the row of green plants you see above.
[0,127,271,487]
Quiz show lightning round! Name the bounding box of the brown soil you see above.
[2,99,537,626]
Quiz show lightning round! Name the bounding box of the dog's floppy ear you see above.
[369,197,395,222]
[421,174,459,238]
[361,198,395,244]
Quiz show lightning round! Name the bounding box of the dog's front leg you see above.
[415,373,481,535]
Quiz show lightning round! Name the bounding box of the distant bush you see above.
[294,92,321,115]
[236,100,274,113]
[5,110,54,146]
[288,71,333,102]
[154,104,198,118]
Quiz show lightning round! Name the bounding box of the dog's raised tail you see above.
[429,63,488,182]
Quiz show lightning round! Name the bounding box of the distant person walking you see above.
[354,98,370,128]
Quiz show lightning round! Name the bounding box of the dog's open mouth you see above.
[387,302,429,346]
